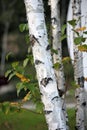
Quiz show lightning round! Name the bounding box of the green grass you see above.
[0,108,76,130]
[0,109,48,130]
[67,108,75,130]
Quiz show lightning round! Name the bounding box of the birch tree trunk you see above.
[72,0,87,129]
[24,0,67,129]
[50,0,65,94]
[48,0,69,129]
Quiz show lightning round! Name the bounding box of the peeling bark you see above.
[24,0,67,129]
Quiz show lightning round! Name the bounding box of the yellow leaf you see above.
[16,72,30,82]
[22,92,31,102]
[76,26,86,32]
[10,102,19,106]
[62,57,71,63]
[78,45,87,52]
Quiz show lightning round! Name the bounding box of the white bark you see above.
[50,1,69,129]
[72,1,86,129]
[24,0,67,129]
[67,0,87,129]
[72,0,83,84]
[50,0,65,94]
[75,87,87,130]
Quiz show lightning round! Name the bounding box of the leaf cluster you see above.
[0,102,21,114]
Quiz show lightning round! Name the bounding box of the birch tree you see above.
[48,0,69,129]
[24,0,67,130]
[49,0,65,94]
[67,0,87,129]
[72,0,87,129]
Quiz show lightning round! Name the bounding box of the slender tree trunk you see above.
[0,22,9,75]
[24,0,67,129]
[0,0,15,75]
[69,0,87,129]
[49,0,69,129]
[50,0,65,93]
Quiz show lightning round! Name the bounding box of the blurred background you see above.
[0,0,28,101]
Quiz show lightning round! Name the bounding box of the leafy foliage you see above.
[68,19,77,27]
[51,48,58,54]
[60,24,67,41]
[68,19,87,52]
[0,102,20,114]
[78,44,87,52]
[53,62,61,70]
[74,36,86,45]
[19,23,28,32]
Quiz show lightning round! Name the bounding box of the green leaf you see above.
[16,82,25,96]
[5,70,12,77]
[25,34,29,44]
[74,37,81,45]
[23,58,29,68]
[19,23,28,32]
[82,37,86,42]
[53,62,61,70]
[61,24,67,35]
[28,47,31,53]
[74,36,86,45]
[36,102,43,114]
[6,52,14,60]
[60,34,67,41]
[83,31,87,34]
[27,54,34,65]
[72,29,79,36]
[2,102,10,114]
[10,106,20,113]
[12,62,19,69]
[68,19,76,27]
[8,71,16,80]
[51,49,58,54]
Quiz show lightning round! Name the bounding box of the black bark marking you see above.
[46,45,50,50]
[78,76,84,88]
[75,126,78,130]
[35,59,44,65]
[51,17,57,24]
[73,12,81,16]
[52,96,59,101]
[44,110,52,115]
[40,92,43,96]
[40,77,53,87]
[39,35,41,38]
[58,89,65,97]
[30,35,40,46]
[82,101,86,106]
[75,95,79,98]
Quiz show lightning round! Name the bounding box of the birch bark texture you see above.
[72,0,87,129]
[49,0,69,129]
[50,0,65,94]
[67,0,87,129]
[24,0,67,130]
